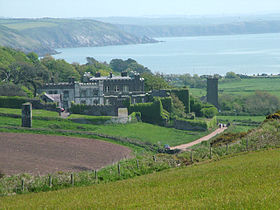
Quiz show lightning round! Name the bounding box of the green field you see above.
[1,149,279,209]
[217,115,265,133]
[0,108,210,147]
[190,77,280,98]
[217,115,265,122]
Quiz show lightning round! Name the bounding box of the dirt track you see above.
[0,132,132,175]
[170,127,228,151]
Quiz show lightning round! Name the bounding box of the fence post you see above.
[136,160,139,169]
[210,145,212,159]
[226,144,228,154]
[153,155,156,162]
[71,173,74,186]
[49,175,52,187]
[190,150,193,163]
[21,179,24,192]
[118,164,121,176]
[95,170,98,181]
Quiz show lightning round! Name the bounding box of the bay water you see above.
[54,33,280,75]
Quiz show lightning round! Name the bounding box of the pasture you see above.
[0,108,210,147]
[190,77,280,98]
[1,149,279,209]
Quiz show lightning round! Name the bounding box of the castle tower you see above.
[207,77,218,108]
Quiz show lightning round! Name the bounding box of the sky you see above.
[1,0,280,18]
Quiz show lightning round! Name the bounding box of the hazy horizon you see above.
[1,0,280,18]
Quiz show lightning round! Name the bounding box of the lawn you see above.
[1,149,279,209]
[0,108,211,147]
[190,77,280,98]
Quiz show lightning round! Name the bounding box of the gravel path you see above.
[0,132,132,175]
[170,127,228,151]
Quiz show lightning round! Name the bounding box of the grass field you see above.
[217,115,265,123]
[1,148,279,209]
[0,108,210,147]
[217,115,265,133]
[190,77,280,98]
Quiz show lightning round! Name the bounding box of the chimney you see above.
[134,73,140,80]
[95,72,101,77]
[121,72,128,77]
[109,72,113,78]
[68,77,75,84]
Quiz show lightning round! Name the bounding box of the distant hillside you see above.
[116,20,280,38]
[0,18,157,56]
[94,15,280,38]
[0,24,54,55]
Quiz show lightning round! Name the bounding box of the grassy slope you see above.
[0,108,209,147]
[0,18,155,55]
[190,77,280,98]
[1,149,279,209]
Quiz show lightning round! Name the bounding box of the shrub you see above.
[266,110,280,120]
[201,106,218,118]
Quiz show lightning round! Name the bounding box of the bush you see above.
[201,106,218,118]
[266,110,280,120]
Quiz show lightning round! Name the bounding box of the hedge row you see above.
[0,96,56,110]
[175,116,217,131]
[160,97,172,113]
[129,98,167,125]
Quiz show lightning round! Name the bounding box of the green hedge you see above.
[0,96,27,108]
[129,98,167,125]
[175,116,217,131]
[160,97,172,113]
[171,89,190,114]
[0,96,56,110]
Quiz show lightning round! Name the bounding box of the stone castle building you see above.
[39,72,146,109]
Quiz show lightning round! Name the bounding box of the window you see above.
[81,90,86,97]
[63,91,69,98]
[92,89,98,96]
[81,100,86,105]
[54,90,58,94]
[115,86,120,92]
[105,86,110,92]
[123,85,129,92]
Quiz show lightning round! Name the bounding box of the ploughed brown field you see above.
[0,132,132,175]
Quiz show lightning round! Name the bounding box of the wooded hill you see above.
[0,18,157,56]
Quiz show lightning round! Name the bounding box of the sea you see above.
[53,33,280,75]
